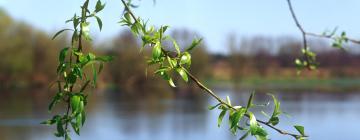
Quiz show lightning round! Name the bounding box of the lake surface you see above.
[0,89,359,140]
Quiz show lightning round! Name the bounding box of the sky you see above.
[1,0,360,53]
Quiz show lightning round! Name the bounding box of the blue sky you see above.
[1,0,360,53]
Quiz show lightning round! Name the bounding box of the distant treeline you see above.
[0,10,359,92]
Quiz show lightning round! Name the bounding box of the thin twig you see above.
[306,32,360,44]
[286,0,360,47]
[286,0,311,70]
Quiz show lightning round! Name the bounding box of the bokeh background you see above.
[1,0,360,140]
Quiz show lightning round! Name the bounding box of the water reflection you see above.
[0,90,359,140]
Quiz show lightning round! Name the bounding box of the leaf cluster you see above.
[43,0,112,140]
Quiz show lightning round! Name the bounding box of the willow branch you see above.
[286,0,360,45]
[121,0,305,138]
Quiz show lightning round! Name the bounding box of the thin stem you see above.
[64,99,71,133]
[306,32,360,44]
[286,0,311,70]
[120,0,306,138]
[64,7,85,138]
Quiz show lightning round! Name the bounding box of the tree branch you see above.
[121,0,306,138]
[286,0,360,46]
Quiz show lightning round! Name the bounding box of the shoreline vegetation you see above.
[0,9,359,94]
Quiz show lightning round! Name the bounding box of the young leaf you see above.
[176,68,188,82]
[71,95,81,113]
[168,78,176,87]
[56,119,65,137]
[230,108,245,129]
[95,0,105,13]
[48,92,64,111]
[269,94,281,117]
[52,29,73,40]
[249,112,258,134]
[152,42,162,60]
[246,92,255,111]
[186,38,202,51]
[218,109,227,127]
[180,52,191,66]
[171,38,180,55]
[95,16,103,31]
[208,103,221,110]
[59,48,69,63]
[81,22,91,41]
[41,119,56,126]
[294,125,305,136]
[95,55,113,62]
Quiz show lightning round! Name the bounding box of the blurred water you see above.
[0,90,359,140]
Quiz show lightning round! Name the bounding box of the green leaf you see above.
[65,133,71,140]
[208,103,221,110]
[180,52,191,66]
[171,38,180,55]
[186,38,202,51]
[48,92,64,111]
[95,55,113,62]
[230,108,245,129]
[168,78,176,87]
[246,92,255,111]
[249,112,268,139]
[152,42,162,60]
[88,53,96,60]
[166,56,176,68]
[95,16,103,31]
[56,119,65,137]
[176,68,188,82]
[81,109,86,126]
[52,29,73,40]
[295,59,302,66]
[71,95,81,113]
[294,125,305,136]
[124,12,131,23]
[66,72,77,84]
[226,96,231,106]
[95,0,105,13]
[249,112,258,134]
[71,122,80,135]
[73,15,79,28]
[41,119,56,126]
[269,117,279,126]
[218,109,227,127]
[59,48,69,63]
[269,94,281,118]
[76,112,82,128]
[81,22,91,41]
